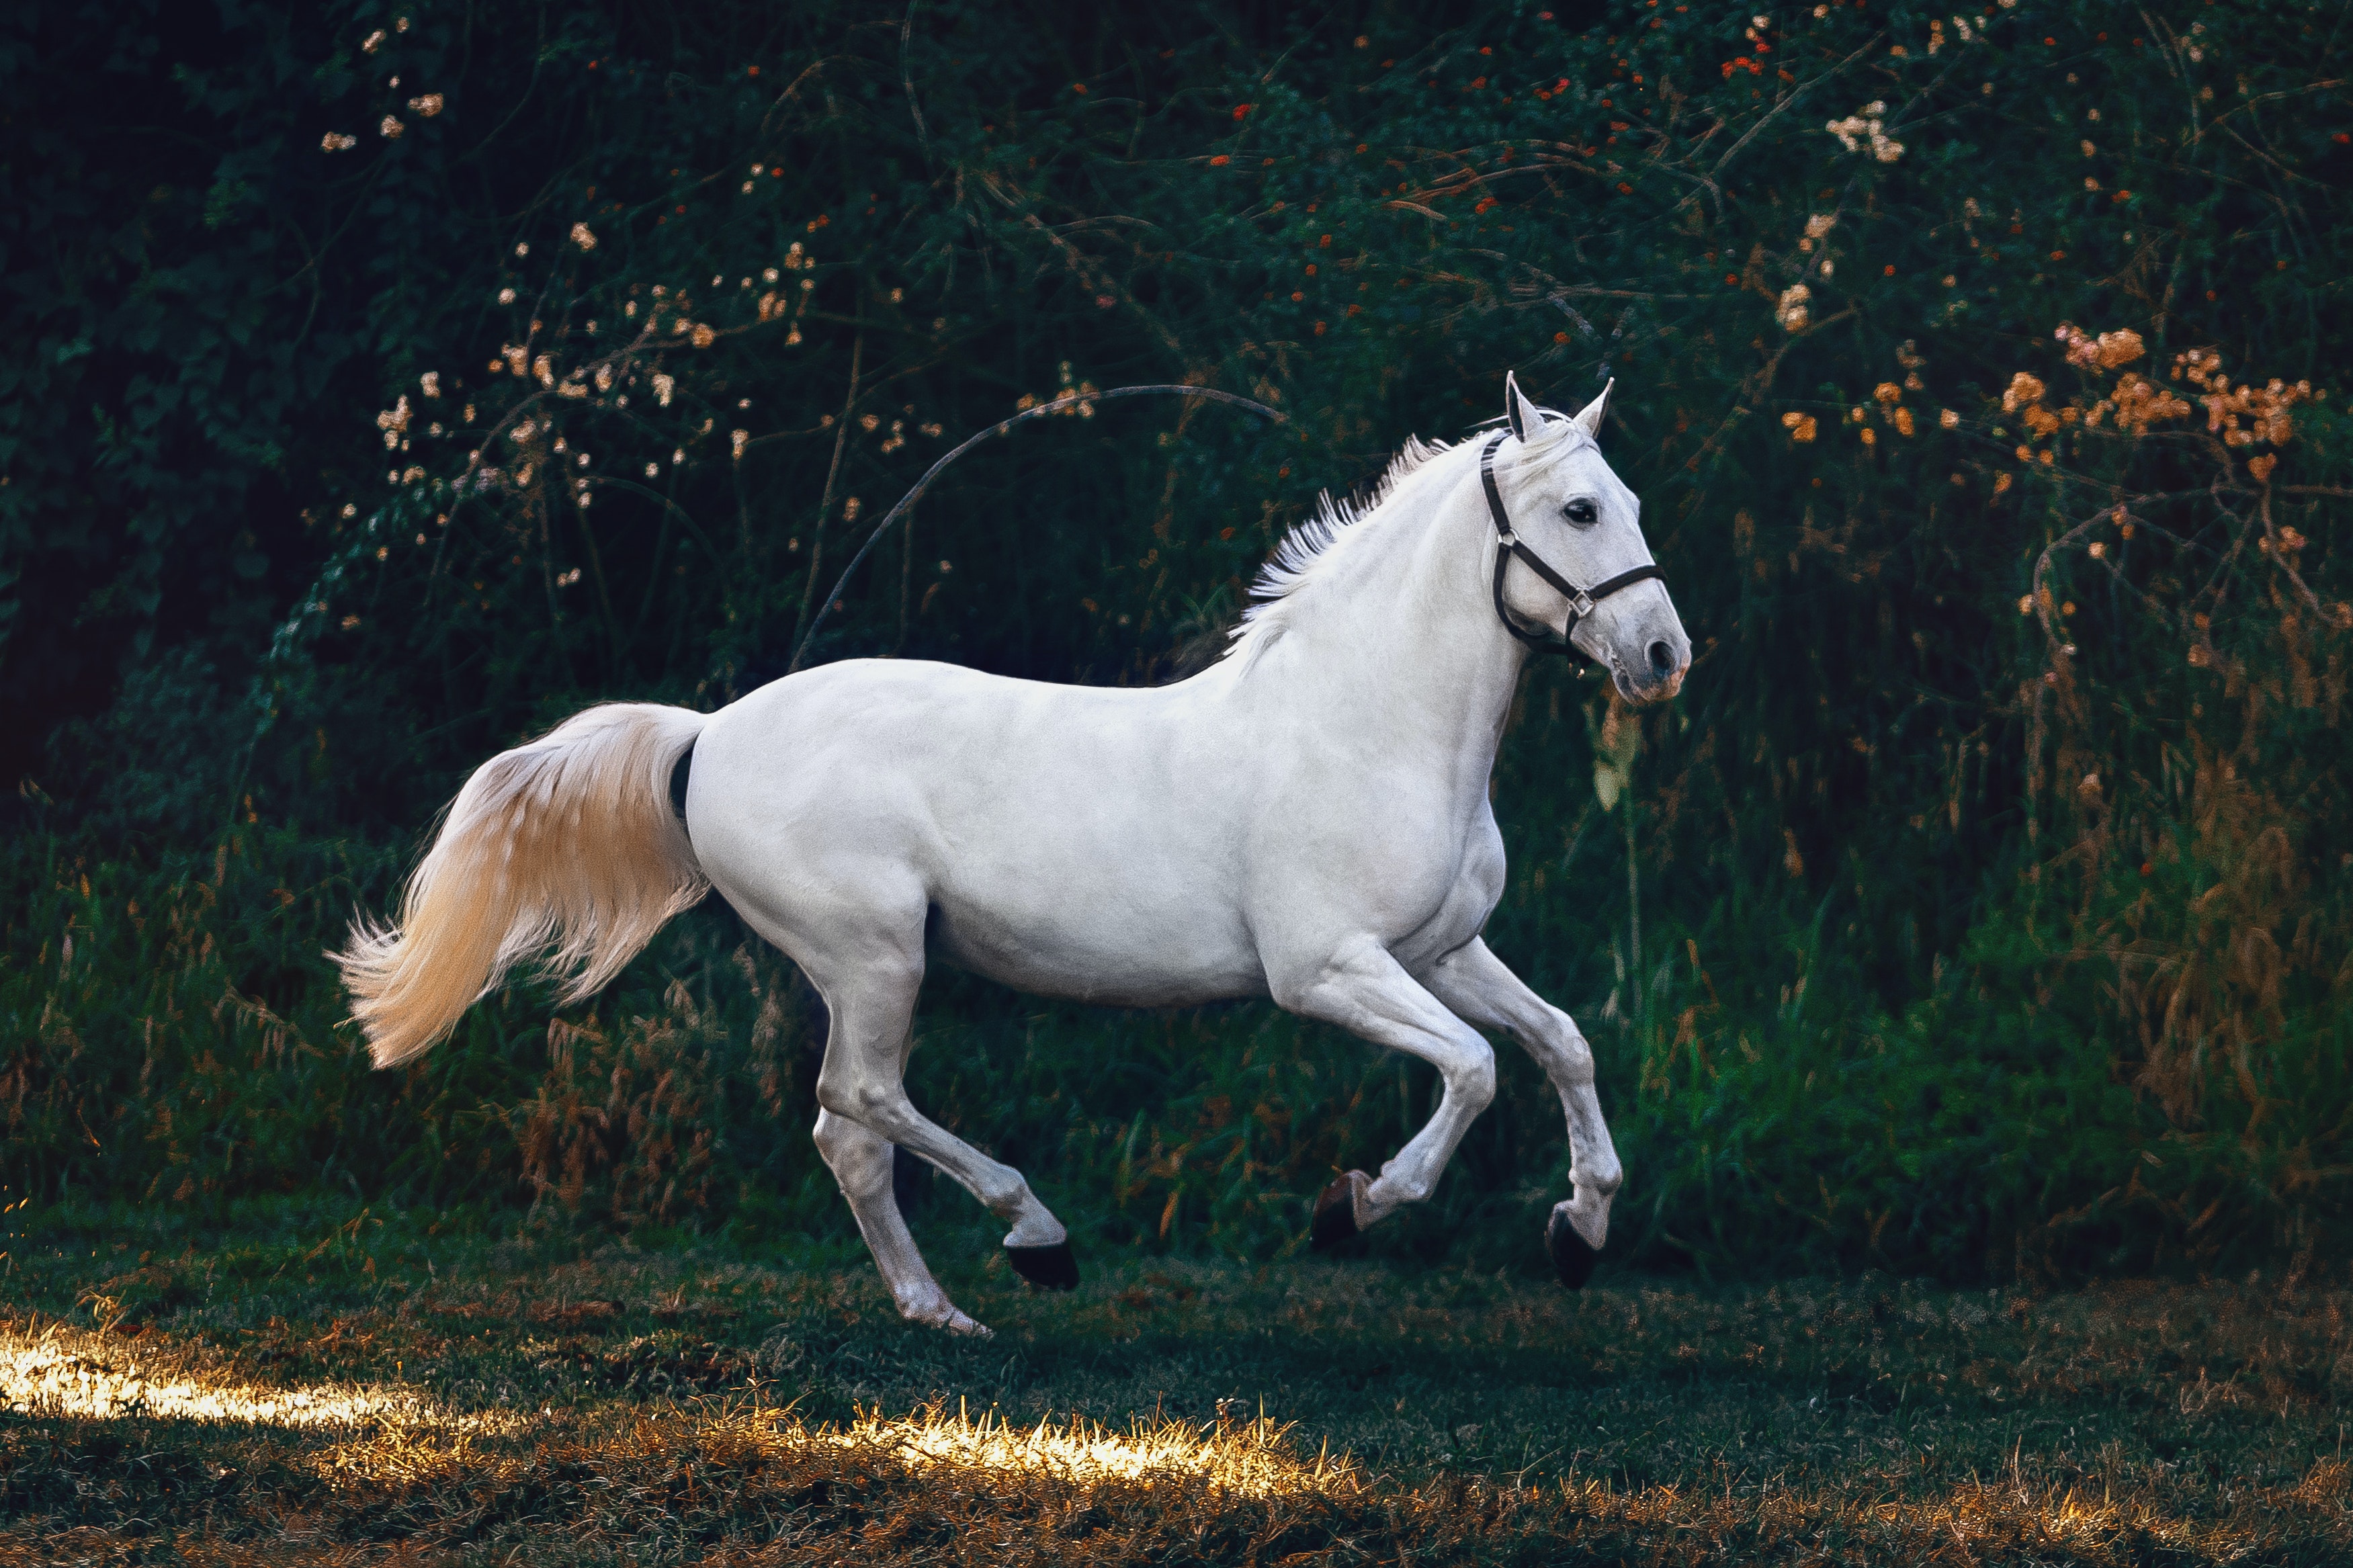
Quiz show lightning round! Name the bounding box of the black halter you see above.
[1478,430,1665,667]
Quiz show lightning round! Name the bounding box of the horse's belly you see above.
[929,887,1266,1006]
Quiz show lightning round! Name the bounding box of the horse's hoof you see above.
[1005,1240,1079,1291]
[1310,1171,1371,1252]
[1545,1207,1601,1289]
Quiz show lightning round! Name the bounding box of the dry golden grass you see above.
[3,1218,2350,1564]
[0,1392,2344,1566]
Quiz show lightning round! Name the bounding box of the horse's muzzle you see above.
[1607,605,1690,704]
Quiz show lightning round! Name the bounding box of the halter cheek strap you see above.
[1478,431,1665,665]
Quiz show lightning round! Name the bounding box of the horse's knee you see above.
[813,1068,853,1121]
[1536,1016,1594,1086]
[815,1065,907,1131]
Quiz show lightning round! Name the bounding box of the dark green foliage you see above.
[3,0,2350,1281]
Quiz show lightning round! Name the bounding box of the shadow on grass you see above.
[1,1200,2348,1563]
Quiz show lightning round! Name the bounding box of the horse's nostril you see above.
[1648,640,1674,679]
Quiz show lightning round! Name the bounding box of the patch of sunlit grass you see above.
[0,1321,510,1434]
[305,1405,1349,1505]
[795,1402,1356,1499]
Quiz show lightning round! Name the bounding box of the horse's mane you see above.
[1242,436,1451,609]
[1226,413,1586,667]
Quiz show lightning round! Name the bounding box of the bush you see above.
[4,0,2349,1280]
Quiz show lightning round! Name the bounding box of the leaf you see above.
[1602,719,1641,773]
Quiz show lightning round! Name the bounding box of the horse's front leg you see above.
[1271,935,1498,1240]
[1422,937,1622,1287]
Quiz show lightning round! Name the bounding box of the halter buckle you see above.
[1570,591,1595,619]
[1496,529,1517,548]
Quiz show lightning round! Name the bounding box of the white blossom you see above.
[1826,102,1903,163]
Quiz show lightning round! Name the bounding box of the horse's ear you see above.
[1572,378,1615,443]
[1504,371,1542,443]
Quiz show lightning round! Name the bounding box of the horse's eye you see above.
[1564,499,1598,527]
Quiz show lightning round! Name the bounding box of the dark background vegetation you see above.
[4,0,2349,1284]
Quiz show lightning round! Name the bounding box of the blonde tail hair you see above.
[337,703,710,1068]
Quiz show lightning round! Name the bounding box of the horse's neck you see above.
[1250,463,1527,793]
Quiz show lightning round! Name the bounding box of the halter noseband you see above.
[1478,429,1665,668]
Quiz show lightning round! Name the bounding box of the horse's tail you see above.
[337,702,710,1069]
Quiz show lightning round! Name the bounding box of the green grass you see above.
[3,1199,2348,1564]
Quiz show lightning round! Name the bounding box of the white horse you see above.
[339,374,1689,1335]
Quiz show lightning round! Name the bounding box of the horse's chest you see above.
[1391,824,1505,966]
[1294,801,1504,963]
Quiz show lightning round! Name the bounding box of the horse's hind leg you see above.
[1422,937,1622,1287]
[802,936,1076,1307]
[812,1109,984,1335]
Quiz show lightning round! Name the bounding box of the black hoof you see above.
[1310,1171,1370,1252]
[1005,1240,1078,1291]
[1545,1208,1600,1289]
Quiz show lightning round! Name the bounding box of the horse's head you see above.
[1490,375,1690,704]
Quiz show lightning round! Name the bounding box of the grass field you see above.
[1,1201,2348,1565]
